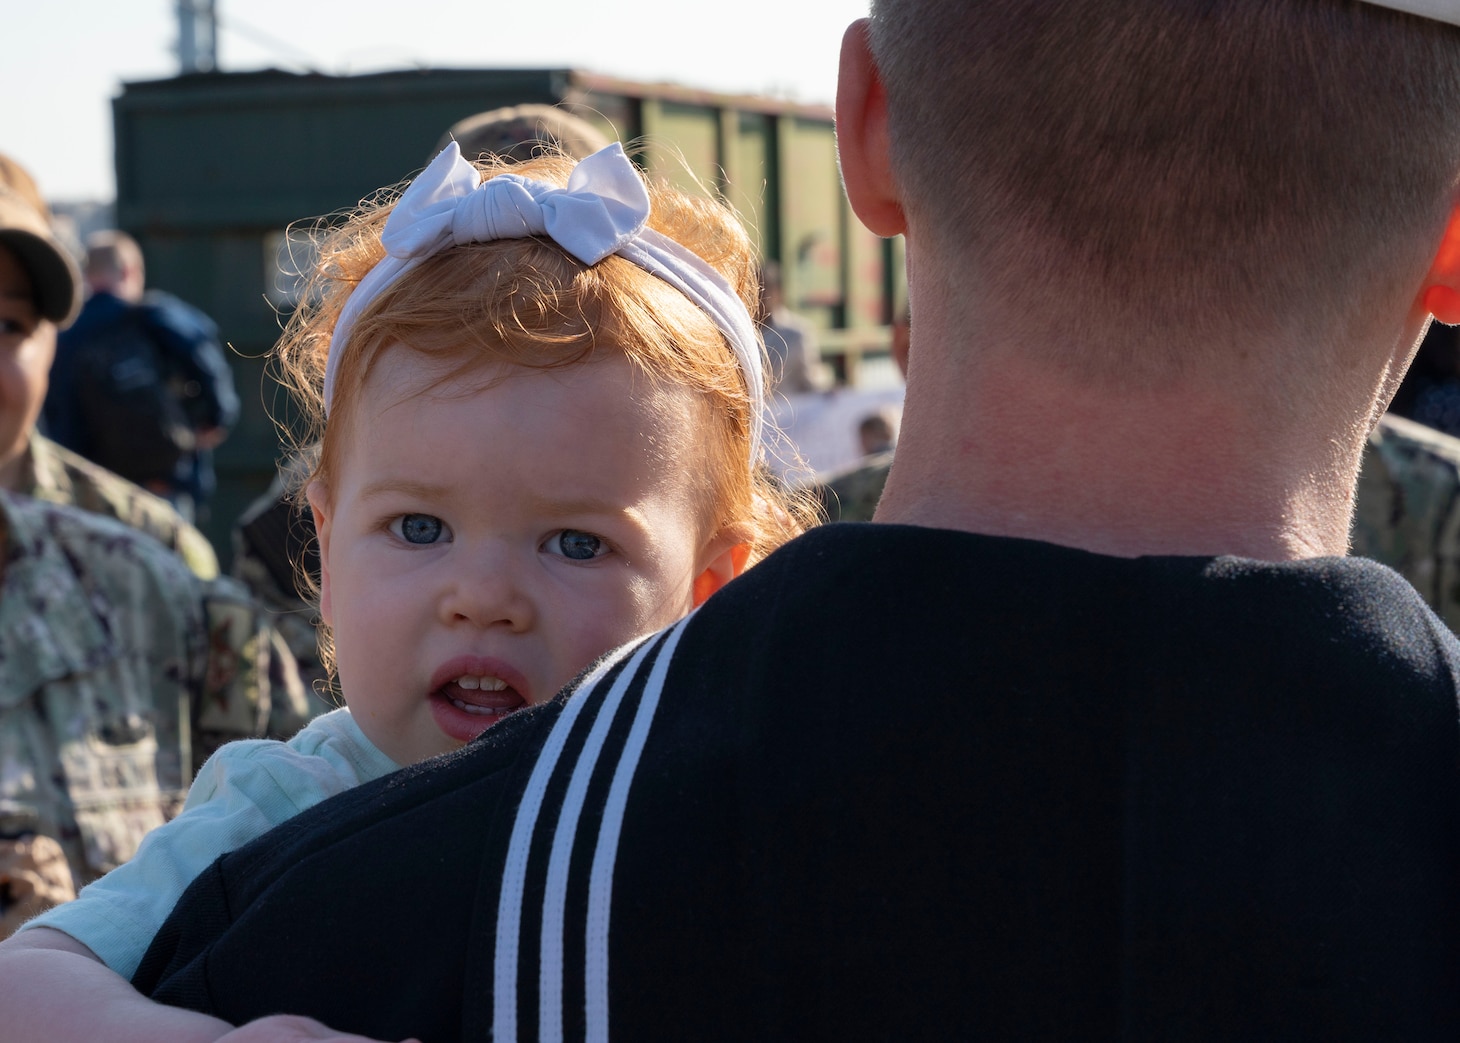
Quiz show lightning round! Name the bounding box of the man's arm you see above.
[0,928,412,1043]
[0,927,244,1042]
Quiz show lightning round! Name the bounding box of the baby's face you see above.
[313,349,724,765]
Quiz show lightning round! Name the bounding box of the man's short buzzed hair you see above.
[869,0,1460,377]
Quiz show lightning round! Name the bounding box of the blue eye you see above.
[553,530,606,561]
[393,514,447,545]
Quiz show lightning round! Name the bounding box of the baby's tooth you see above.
[451,675,509,691]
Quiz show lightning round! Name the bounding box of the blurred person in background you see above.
[0,179,308,939]
[0,155,217,579]
[857,409,897,456]
[757,259,824,394]
[813,302,907,521]
[437,101,612,162]
[45,230,239,525]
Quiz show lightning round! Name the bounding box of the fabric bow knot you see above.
[323,140,766,464]
[382,142,651,266]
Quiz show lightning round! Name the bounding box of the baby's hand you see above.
[217,1015,419,1043]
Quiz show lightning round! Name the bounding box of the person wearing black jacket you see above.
[45,230,238,521]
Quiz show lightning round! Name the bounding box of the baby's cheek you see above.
[634,570,697,631]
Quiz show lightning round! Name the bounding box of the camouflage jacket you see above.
[810,416,1460,632]
[812,450,895,525]
[230,450,333,709]
[1351,412,1460,634]
[20,432,219,580]
[0,492,308,896]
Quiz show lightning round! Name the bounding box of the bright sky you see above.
[5,0,870,203]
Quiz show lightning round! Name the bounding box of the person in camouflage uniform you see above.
[813,304,907,523]
[0,175,309,937]
[1351,412,1460,632]
[231,447,333,709]
[0,490,302,937]
[813,447,896,523]
[19,431,219,580]
[0,154,218,583]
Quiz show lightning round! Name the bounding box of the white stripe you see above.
[491,636,646,1042]
[582,613,694,1041]
[536,630,670,1042]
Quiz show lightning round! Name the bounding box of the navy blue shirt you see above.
[47,290,237,499]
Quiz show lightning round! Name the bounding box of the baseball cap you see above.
[436,104,614,164]
[1360,1,1460,25]
[0,189,81,326]
[0,154,50,219]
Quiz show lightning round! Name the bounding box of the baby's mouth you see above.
[438,675,526,718]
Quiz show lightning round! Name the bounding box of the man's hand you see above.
[216,1016,419,1043]
[0,835,76,938]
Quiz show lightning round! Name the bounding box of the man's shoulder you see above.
[56,291,129,344]
[1,491,204,615]
[26,435,219,578]
[136,290,219,343]
[689,526,1456,677]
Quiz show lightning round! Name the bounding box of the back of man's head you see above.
[869,0,1460,381]
[84,230,145,301]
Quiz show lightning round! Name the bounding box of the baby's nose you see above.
[437,548,535,632]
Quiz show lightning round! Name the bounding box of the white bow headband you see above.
[324,141,766,463]
[1359,0,1460,25]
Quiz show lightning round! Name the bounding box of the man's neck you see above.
[874,347,1370,562]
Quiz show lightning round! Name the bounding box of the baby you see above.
[1,140,810,1041]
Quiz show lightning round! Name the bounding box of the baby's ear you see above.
[692,542,751,608]
[305,480,334,626]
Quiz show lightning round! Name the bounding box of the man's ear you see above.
[692,542,751,608]
[305,480,334,627]
[1421,204,1460,324]
[836,18,907,238]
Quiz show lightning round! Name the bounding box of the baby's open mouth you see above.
[438,675,525,718]
[427,659,533,744]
